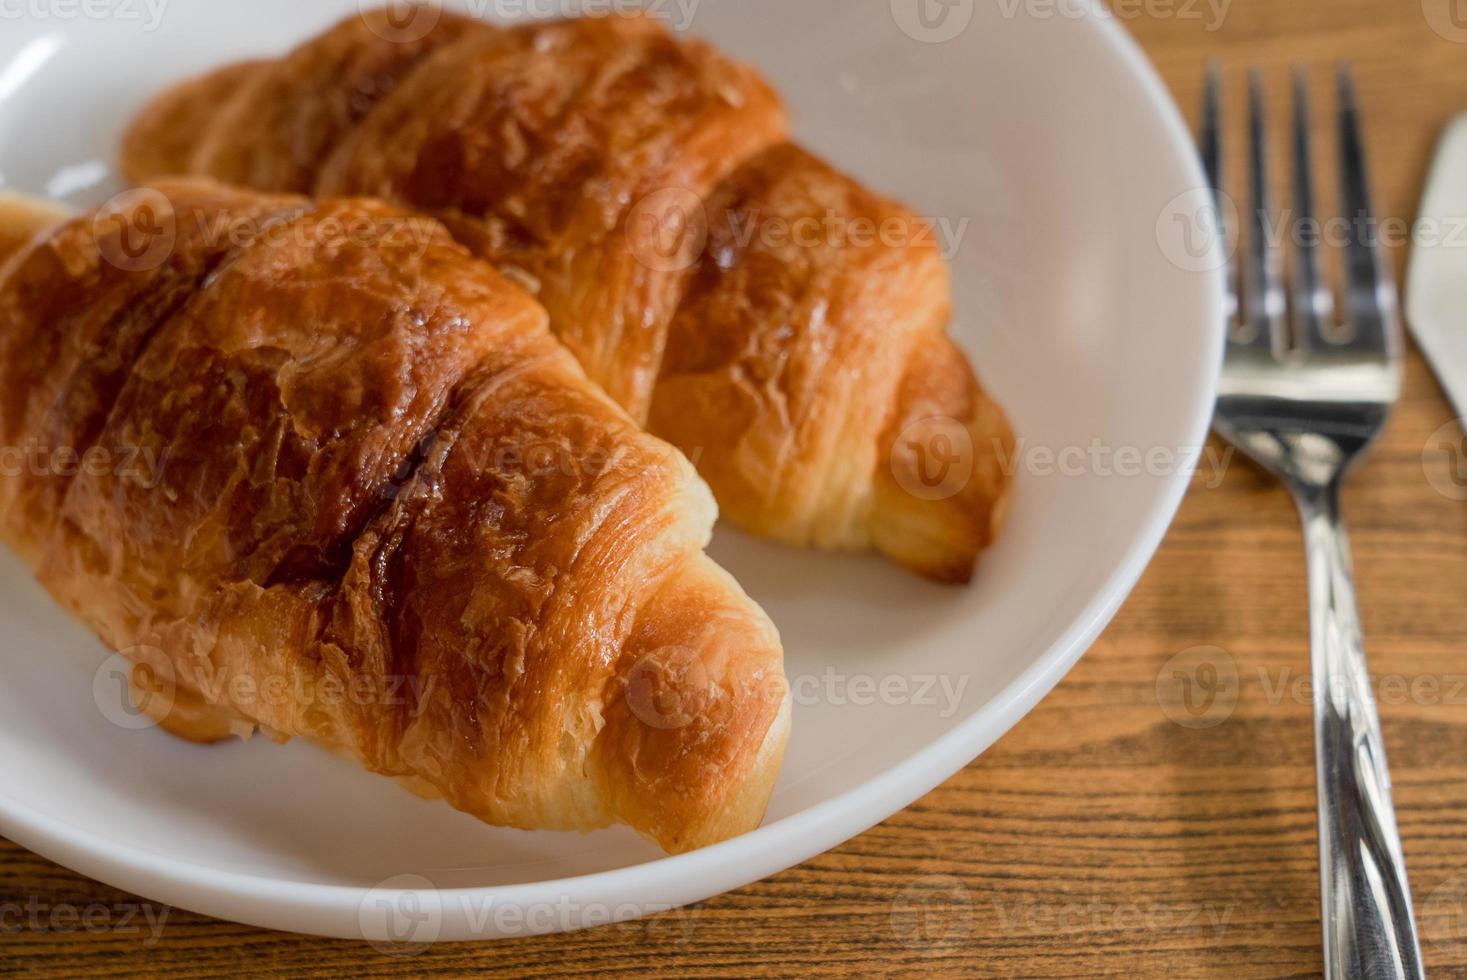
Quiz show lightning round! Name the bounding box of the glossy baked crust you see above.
[120,8,1014,582]
[0,182,788,854]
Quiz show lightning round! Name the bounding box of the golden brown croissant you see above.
[120,8,1015,583]
[0,180,789,854]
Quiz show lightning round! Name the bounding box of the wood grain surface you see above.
[8,0,1467,976]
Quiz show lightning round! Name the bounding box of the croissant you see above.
[120,8,1015,583]
[0,180,789,854]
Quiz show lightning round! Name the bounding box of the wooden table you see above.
[8,0,1467,975]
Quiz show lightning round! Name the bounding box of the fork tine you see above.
[1200,63,1239,329]
[1245,70,1287,352]
[1336,64,1396,353]
[1290,70,1335,348]
[1201,63,1223,207]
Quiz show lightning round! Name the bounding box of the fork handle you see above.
[1297,483,1424,980]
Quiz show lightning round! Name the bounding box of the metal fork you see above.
[1202,66,1424,979]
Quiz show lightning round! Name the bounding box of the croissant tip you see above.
[0,192,70,269]
[910,557,978,586]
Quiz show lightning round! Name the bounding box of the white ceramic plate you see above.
[0,0,1223,941]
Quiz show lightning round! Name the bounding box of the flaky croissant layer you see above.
[121,7,1015,583]
[0,182,789,854]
